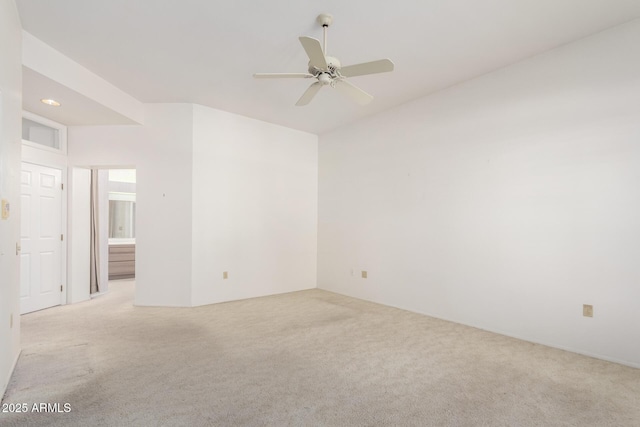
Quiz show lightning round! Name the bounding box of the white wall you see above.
[69,103,318,307]
[68,104,194,307]
[318,20,640,368]
[68,168,90,304]
[0,0,22,397]
[191,106,318,305]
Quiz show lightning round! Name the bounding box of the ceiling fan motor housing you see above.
[308,56,341,76]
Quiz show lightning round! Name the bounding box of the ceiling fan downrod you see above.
[317,13,333,55]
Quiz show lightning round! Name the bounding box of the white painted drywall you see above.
[318,20,640,368]
[191,105,318,305]
[70,103,318,307]
[68,104,194,307]
[68,168,90,304]
[0,0,22,397]
[22,31,144,125]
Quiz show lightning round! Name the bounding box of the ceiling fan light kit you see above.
[254,14,394,106]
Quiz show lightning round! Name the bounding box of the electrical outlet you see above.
[223,271,228,279]
[361,271,368,279]
[583,304,593,317]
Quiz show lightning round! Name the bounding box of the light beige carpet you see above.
[1,280,639,426]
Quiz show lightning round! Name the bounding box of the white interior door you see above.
[20,162,63,314]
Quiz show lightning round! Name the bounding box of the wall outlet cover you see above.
[361,271,368,279]
[223,271,228,279]
[1,199,9,220]
[583,304,593,317]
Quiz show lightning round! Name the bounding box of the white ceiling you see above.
[16,0,640,134]
[22,67,139,126]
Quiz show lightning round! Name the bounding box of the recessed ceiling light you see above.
[41,98,61,107]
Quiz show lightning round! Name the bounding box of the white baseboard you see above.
[319,287,640,370]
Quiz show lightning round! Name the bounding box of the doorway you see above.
[19,112,68,314]
[68,167,137,301]
[105,169,136,281]
[20,162,64,314]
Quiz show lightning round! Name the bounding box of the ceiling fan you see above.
[253,14,394,106]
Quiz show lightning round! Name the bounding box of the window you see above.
[22,117,60,149]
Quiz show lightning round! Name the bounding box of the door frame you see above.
[20,161,67,310]
[21,112,68,307]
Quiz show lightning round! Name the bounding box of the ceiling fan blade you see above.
[334,79,373,105]
[296,82,323,106]
[253,73,314,79]
[299,36,328,70]
[339,59,394,78]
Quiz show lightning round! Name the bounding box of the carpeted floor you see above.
[1,280,639,426]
